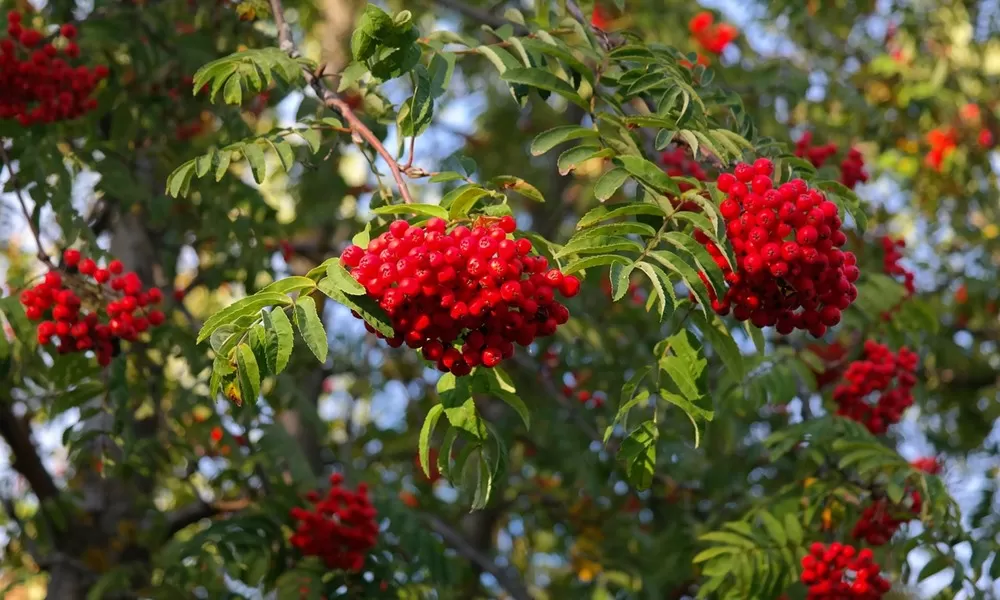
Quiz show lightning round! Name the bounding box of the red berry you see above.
[79,259,96,275]
[108,260,124,275]
[63,249,81,266]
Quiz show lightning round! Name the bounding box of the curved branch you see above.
[269,0,413,204]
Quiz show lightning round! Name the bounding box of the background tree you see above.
[1,1,998,599]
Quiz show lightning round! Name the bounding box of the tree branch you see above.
[0,397,59,501]
[0,142,53,266]
[422,513,533,600]
[269,0,414,204]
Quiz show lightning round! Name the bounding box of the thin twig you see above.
[0,143,52,265]
[422,513,533,600]
[269,0,414,204]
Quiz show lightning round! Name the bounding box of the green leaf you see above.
[492,390,531,430]
[659,391,713,448]
[293,296,328,363]
[490,176,545,202]
[557,146,614,175]
[758,511,786,546]
[606,366,652,443]
[577,203,666,229]
[918,556,951,581]
[325,262,366,296]
[563,254,632,275]
[595,167,630,201]
[633,261,669,318]
[262,307,294,375]
[428,171,466,183]
[419,405,445,479]
[236,343,260,402]
[660,232,727,298]
[317,278,395,338]
[371,203,449,219]
[555,235,644,259]
[609,262,636,302]
[698,531,756,549]
[444,184,495,220]
[259,276,318,296]
[648,250,711,316]
[784,513,803,546]
[198,293,293,344]
[619,421,658,490]
[692,546,741,563]
[615,155,681,195]
[530,126,600,156]
[242,142,267,184]
[444,399,487,440]
[501,67,589,109]
[468,449,493,510]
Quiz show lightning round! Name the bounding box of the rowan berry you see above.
[694,159,858,337]
[799,542,891,599]
[290,474,378,572]
[833,341,918,435]
[1,14,106,125]
[19,250,168,364]
[340,217,577,375]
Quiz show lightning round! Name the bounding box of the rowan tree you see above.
[1,1,999,599]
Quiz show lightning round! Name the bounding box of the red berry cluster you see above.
[840,148,869,190]
[801,542,891,599]
[926,127,957,170]
[832,341,918,435]
[1,12,108,125]
[340,217,580,376]
[289,473,378,572]
[852,492,921,546]
[880,236,914,295]
[688,11,738,54]
[796,133,870,190]
[911,456,941,475]
[796,132,838,168]
[701,158,859,337]
[19,249,166,366]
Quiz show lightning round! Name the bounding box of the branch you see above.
[0,397,59,501]
[0,142,53,266]
[269,0,414,204]
[422,513,533,600]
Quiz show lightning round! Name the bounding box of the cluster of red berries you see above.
[926,127,957,170]
[801,542,891,599]
[832,341,918,435]
[1,12,108,125]
[289,473,378,572]
[688,11,738,54]
[852,491,921,546]
[699,158,859,337]
[839,148,869,190]
[881,236,915,295]
[19,249,166,366]
[795,132,870,190]
[796,132,838,168]
[340,217,580,376]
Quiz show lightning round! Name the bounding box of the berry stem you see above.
[0,142,53,266]
[267,0,414,205]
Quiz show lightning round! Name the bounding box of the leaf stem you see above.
[268,0,414,204]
